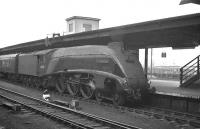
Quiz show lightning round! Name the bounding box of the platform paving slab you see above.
[150,79,200,98]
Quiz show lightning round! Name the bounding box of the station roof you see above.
[0,13,200,55]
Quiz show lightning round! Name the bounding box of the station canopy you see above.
[0,13,200,55]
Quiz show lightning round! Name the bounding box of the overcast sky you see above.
[0,0,199,48]
[0,0,200,67]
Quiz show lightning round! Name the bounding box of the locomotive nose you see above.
[126,78,140,88]
[127,77,148,88]
[124,77,148,99]
[122,78,139,94]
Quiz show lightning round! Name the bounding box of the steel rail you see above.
[54,91,200,128]
[0,92,89,129]
[2,79,200,128]
[0,87,141,129]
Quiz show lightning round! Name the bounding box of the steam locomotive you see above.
[0,42,150,105]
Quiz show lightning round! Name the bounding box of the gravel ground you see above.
[0,105,70,129]
[0,80,180,129]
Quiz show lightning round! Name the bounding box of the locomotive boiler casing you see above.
[46,42,149,101]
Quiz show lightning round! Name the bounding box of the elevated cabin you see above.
[66,16,100,34]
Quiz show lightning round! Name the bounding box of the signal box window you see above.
[161,52,166,58]
[83,24,92,31]
[69,23,73,32]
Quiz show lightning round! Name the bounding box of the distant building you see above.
[66,16,100,34]
[139,47,200,68]
[149,66,180,80]
[139,47,200,80]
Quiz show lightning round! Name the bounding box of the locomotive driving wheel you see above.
[95,89,102,102]
[80,80,95,99]
[55,78,67,93]
[32,78,40,89]
[66,77,80,96]
[112,92,125,106]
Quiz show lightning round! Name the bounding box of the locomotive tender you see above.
[0,42,150,105]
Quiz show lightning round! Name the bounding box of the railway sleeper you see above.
[2,101,21,111]
[189,120,200,128]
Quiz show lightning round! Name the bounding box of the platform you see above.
[150,79,200,99]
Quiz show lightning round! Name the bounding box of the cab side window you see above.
[38,55,45,65]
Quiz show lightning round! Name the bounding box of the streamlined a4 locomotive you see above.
[0,42,150,105]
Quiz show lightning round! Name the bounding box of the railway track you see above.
[52,91,200,129]
[1,79,200,129]
[0,86,141,129]
[89,99,200,128]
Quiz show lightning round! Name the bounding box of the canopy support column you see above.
[144,48,148,79]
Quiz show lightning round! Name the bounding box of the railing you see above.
[180,55,200,87]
